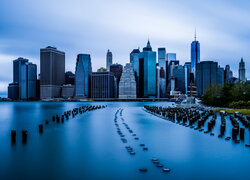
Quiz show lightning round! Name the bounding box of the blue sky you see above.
[0,0,249,94]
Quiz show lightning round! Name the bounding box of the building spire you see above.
[195,28,197,41]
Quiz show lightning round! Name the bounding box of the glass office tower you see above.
[191,34,200,78]
[75,54,92,98]
[138,41,156,98]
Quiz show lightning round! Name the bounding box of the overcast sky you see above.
[0,0,249,94]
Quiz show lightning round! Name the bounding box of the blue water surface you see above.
[0,102,249,180]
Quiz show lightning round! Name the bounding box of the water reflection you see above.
[0,102,249,180]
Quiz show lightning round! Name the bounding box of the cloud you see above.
[0,0,249,94]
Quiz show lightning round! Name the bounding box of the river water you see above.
[0,102,249,180]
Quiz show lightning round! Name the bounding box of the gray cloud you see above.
[0,0,249,93]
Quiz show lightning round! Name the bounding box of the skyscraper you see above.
[138,40,156,98]
[196,61,224,97]
[239,58,246,82]
[91,72,115,99]
[40,46,65,99]
[8,57,37,100]
[110,64,123,98]
[75,54,92,98]
[158,48,167,97]
[13,57,28,99]
[119,63,136,99]
[110,64,123,84]
[184,62,191,94]
[191,32,200,78]
[106,49,113,71]
[130,48,140,76]
[130,48,140,97]
[26,62,37,99]
[224,65,233,82]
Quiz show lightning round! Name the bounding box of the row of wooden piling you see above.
[144,105,250,147]
[10,105,107,144]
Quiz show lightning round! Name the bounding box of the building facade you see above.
[75,54,92,98]
[110,63,123,98]
[138,41,156,98]
[119,63,136,99]
[158,48,167,97]
[8,57,37,100]
[26,62,37,99]
[106,49,113,71]
[40,46,65,99]
[130,48,140,97]
[196,61,224,97]
[191,34,200,78]
[91,72,115,99]
[239,58,246,82]
[65,71,75,85]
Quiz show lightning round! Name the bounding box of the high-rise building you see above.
[130,48,140,75]
[239,58,246,82]
[158,48,167,97]
[130,48,140,97]
[40,46,65,99]
[224,65,233,83]
[119,63,136,99]
[91,72,115,99]
[75,54,92,98]
[110,64,123,84]
[106,49,113,71]
[196,61,224,97]
[166,60,180,94]
[26,62,37,99]
[13,57,28,99]
[184,62,191,94]
[191,32,200,78]
[138,40,157,98]
[65,71,75,85]
[8,57,37,100]
[173,65,186,94]
[110,64,123,98]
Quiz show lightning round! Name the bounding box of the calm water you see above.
[0,102,249,180]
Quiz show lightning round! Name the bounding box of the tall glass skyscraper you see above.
[130,48,140,77]
[8,57,37,100]
[13,57,28,99]
[106,49,113,71]
[26,62,37,99]
[158,48,167,97]
[130,48,140,97]
[191,33,200,77]
[75,54,92,98]
[138,40,156,98]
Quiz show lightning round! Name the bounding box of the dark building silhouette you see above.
[91,72,115,99]
[110,64,123,98]
[40,46,65,99]
[8,82,19,100]
[196,61,224,97]
[65,71,75,85]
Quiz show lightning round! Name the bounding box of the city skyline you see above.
[1,0,250,94]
